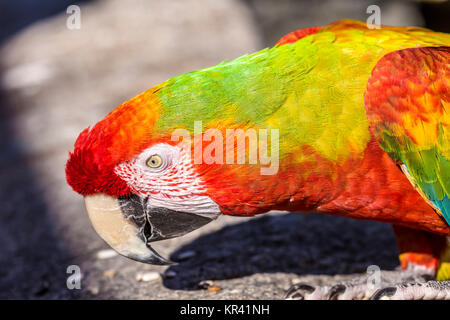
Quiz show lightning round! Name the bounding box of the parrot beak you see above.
[84,193,215,265]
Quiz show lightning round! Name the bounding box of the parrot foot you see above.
[370,280,450,300]
[284,269,449,300]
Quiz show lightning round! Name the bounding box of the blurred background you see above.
[0,0,449,299]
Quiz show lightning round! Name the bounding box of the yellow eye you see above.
[146,155,163,168]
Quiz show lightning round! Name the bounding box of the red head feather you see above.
[65,86,163,196]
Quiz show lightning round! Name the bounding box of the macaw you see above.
[66,20,450,299]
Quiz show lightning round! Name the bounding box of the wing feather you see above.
[365,47,450,225]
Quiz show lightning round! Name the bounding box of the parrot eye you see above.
[131,144,177,173]
[146,155,163,168]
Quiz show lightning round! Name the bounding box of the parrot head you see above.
[65,86,225,265]
[65,44,302,265]
[65,80,284,265]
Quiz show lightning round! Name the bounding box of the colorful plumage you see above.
[66,20,450,298]
[365,46,450,225]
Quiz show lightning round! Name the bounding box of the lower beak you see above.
[84,193,215,265]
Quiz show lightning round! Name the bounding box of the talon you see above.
[370,287,397,300]
[328,284,346,300]
[284,283,315,300]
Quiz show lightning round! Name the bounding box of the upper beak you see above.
[84,193,215,265]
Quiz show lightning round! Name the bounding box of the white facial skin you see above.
[114,143,220,218]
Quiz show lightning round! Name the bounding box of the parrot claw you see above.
[285,270,450,300]
[285,281,376,300]
[284,283,315,300]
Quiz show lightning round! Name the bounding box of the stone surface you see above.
[0,0,429,299]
